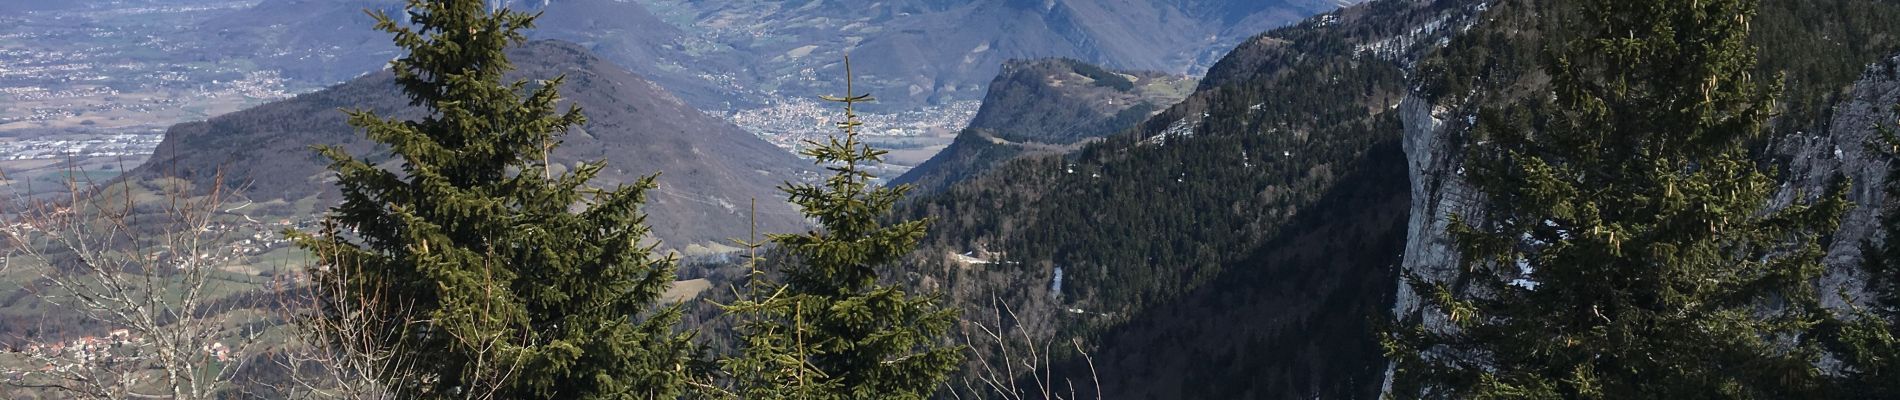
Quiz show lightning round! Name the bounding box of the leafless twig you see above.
[950,295,1101,400]
[0,169,261,399]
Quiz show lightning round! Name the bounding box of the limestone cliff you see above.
[1774,55,1900,309]
[1384,50,1900,395]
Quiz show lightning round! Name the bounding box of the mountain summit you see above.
[130,40,812,248]
[891,58,1193,193]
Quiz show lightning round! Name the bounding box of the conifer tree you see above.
[291,0,692,397]
[705,200,840,400]
[1386,0,1848,397]
[713,58,963,400]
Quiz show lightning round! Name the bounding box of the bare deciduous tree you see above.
[268,217,526,400]
[0,173,260,399]
[950,296,1101,400]
[267,236,413,400]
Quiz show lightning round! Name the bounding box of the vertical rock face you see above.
[1393,94,1475,324]
[1775,55,1900,309]
[1384,92,1482,394]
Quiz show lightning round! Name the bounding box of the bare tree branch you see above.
[0,170,260,400]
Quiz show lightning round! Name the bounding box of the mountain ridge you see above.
[901,0,1900,394]
[901,1,1482,396]
[129,40,813,248]
[908,0,1900,396]
[196,0,1364,111]
[641,0,1364,110]
[890,58,1193,194]
[199,0,743,107]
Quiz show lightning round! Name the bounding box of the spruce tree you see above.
[705,199,841,400]
[291,0,692,397]
[1386,0,1848,397]
[713,59,962,400]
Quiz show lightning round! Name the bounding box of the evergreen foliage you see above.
[712,59,962,400]
[1386,0,1850,397]
[704,200,839,399]
[896,3,1466,396]
[290,1,692,397]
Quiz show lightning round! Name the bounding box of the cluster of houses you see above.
[5,328,234,377]
[0,133,162,160]
[725,98,980,153]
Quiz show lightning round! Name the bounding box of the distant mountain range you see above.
[186,0,1360,111]
[0,0,191,12]
[197,0,740,105]
[638,0,1361,110]
[129,40,813,249]
[891,58,1193,194]
[22,0,1900,397]
[0,0,76,13]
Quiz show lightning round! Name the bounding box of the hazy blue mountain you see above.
[195,0,751,106]
[190,0,1359,111]
[0,0,79,12]
[638,0,1363,110]
[130,40,812,248]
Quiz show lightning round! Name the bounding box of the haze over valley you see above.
[0,0,1358,198]
[5,0,1900,398]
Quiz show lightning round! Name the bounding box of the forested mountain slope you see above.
[908,0,1900,397]
[903,1,1488,396]
[197,0,1362,112]
[128,40,812,248]
[891,58,1193,194]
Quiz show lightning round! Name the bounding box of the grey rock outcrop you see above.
[1775,55,1900,309]
[1391,94,1481,327]
[1382,92,1486,394]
